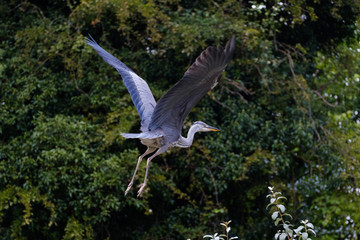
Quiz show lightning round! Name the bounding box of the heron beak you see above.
[207,126,220,132]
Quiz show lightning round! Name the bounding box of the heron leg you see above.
[137,145,168,197]
[125,147,156,196]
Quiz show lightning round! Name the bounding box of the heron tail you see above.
[120,133,142,139]
[121,132,163,139]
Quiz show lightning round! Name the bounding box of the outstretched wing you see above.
[86,35,156,130]
[149,36,236,135]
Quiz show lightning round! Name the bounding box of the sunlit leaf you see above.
[277,204,286,213]
[306,223,314,229]
[308,229,316,236]
[272,211,279,220]
[294,226,304,233]
[276,196,287,201]
[279,233,287,240]
[302,232,309,240]
[275,233,280,239]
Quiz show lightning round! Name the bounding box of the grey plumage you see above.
[86,35,235,196]
[86,35,156,131]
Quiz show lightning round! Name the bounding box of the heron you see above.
[86,35,235,197]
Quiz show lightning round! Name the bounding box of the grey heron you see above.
[86,35,235,197]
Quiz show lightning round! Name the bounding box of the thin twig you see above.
[313,90,337,108]
[222,86,248,105]
[210,94,235,112]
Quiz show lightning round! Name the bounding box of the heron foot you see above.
[124,182,133,196]
[137,183,146,197]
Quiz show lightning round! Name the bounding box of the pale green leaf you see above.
[302,232,309,240]
[277,196,287,201]
[279,233,287,240]
[275,218,282,226]
[277,204,286,213]
[272,211,279,220]
[306,223,314,229]
[266,202,275,209]
[204,235,213,238]
[294,226,304,233]
[308,229,316,236]
[283,224,290,232]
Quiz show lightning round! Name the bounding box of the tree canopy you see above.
[1,0,360,239]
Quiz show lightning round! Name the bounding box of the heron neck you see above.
[177,125,199,148]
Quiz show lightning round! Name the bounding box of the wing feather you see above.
[149,36,236,134]
[86,35,156,130]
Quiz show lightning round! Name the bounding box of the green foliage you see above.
[1,0,360,239]
[0,186,56,239]
[63,217,94,240]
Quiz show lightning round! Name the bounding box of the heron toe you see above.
[124,182,133,196]
[137,183,146,197]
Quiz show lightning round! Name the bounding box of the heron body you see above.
[86,35,235,196]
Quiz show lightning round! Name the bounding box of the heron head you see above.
[193,121,220,132]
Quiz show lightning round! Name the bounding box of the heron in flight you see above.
[86,35,235,196]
